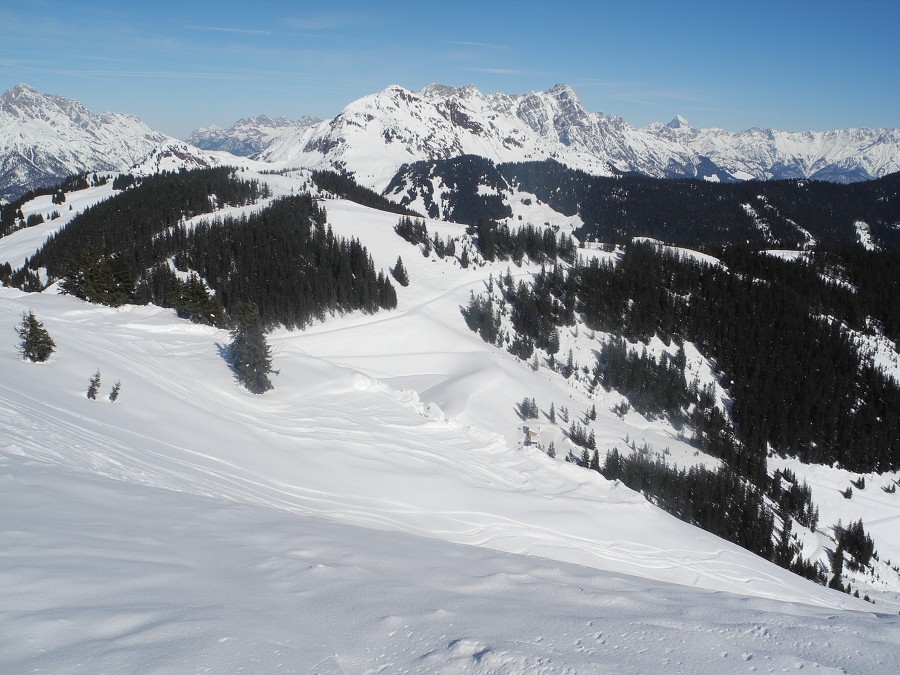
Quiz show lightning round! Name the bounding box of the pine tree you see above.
[548,402,556,424]
[829,544,845,590]
[87,369,101,400]
[229,302,274,394]
[520,396,538,419]
[776,517,794,566]
[547,441,556,459]
[459,247,470,269]
[16,310,55,362]
[109,380,121,402]
[391,256,409,287]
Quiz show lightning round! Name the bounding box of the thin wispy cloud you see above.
[441,40,510,51]
[5,62,366,90]
[575,78,699,106]
[281,13,362,31]
[5,65,269,83]
[186,25,273,36]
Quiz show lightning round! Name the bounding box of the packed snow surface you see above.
[2,183,899,672]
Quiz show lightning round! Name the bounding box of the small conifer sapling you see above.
[87,369,101,400]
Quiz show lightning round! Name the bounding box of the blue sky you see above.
[2,0,897,138]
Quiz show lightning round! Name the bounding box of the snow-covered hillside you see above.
[129,139,273,177]
[2,172,899,672]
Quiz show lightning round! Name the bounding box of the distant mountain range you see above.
[187,114,321,157]
[646,115,900,183]
[198,83,900,190]
[0,84,169,201]
[3,82,900,202]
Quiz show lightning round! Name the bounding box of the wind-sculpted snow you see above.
[5,456,899,673]
[2,186,899,671]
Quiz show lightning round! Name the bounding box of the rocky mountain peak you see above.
[3,83,40,100]
[547,83,579,102]
[420,83,480,100]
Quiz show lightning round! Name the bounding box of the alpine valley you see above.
[2,83,900,673]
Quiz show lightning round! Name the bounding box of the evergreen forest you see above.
[7,167,396,328]
[386,156,900,250]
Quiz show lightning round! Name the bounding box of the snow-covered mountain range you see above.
[254,83,718,191]
[212,83,900,190]
[0,84,169,201]
[648,115,900,183]
[187,113,321,157]
[3,78,900,672]
[4,82,900,203]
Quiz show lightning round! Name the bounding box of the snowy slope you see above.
[0,197,848,603]
[3,172,899,671]
[4,453,899,674]
[6,454,900,674]
[129,139,273,176]
[0,84,170,200]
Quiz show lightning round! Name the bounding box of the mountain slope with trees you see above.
[385,157,900,250]
[7,167,396,328]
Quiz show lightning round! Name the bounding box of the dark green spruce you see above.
[16,310,55,362]
[228,302,274,394]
